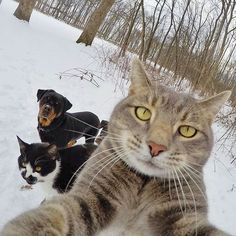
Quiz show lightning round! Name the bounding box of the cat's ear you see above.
[128,58,152,95]
[198,91,231,121]
[47,144,58,160]
[17,136,29,155]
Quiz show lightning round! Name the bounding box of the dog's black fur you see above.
[37,89,100,148]
[17,137,97,193]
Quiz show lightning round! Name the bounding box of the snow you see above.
[0,0,236,235]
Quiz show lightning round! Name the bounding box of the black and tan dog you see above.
[37,89,100,148]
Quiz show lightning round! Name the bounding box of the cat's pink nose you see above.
[147,141,167,157]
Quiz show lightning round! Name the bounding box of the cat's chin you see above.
[125,156,170,178]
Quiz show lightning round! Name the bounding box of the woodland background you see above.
[0,0,236,233]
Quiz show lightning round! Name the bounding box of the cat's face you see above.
[108,59,231,179]
[17,137,60,185]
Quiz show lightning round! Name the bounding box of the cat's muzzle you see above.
[22,172,37,185]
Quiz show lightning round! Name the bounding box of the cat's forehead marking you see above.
[25,164,33,178]
[151,84,180,104]
[147,84,201,125]
[180,111,189,122]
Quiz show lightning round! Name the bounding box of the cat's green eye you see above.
[178,126,197,138]
[35,166,42,172]
[135,106,151,121]
[22,162,26,167]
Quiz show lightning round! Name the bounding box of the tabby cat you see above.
[2,59,231,236]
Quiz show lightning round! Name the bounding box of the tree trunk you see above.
[139,0,145,60]
[76,0,115,46]
[143,0,165,62]
[119,0,142,57]
[14,0,37,22]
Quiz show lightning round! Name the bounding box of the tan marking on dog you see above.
[67,140,76,147]
[39,112,57,127]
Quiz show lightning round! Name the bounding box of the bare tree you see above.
[119,0,142,56]
[34,0,236,107]
[154,0,176,68]
[139,0,145,60]
[143,0,166,62]
[76,0,115,46]
[14,0,37,22]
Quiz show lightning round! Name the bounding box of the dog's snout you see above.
[44,105,51,112]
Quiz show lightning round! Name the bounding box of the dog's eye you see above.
[35,166,42,172]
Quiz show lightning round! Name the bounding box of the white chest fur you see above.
[38,161,60,198]
[38,180,59,199]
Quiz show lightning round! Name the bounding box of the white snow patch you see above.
[0,1,235,235]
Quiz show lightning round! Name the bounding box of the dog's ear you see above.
[17,136,29,155]
[37,89,55,102]
[37,89,48,102]
[63,96,72,112]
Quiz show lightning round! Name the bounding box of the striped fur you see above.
[1,59,231,236]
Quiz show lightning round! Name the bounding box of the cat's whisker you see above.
[63,129,96,139]
[182,167,207,202]
[101,136,126,143]
[173,167,187,213]
[88,149,127,173]
[65,146,125,191]
[66,114,123,139]
[88,155,118,174]
[86,156,121,193]
[63,128,125,142]
[84,136,99,142]
[183,165,202,181]
[168,170,172,200]
[183,163,203,176]
[65,151,119,191]
[185,161,204,167]
[86,149,133,193]
[171,168,184,217]
[89,149,132,175]
[109,157,121,169]
[177,168,198,236]
[184,162,203,170]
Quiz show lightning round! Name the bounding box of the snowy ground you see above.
[0,1,236,235]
